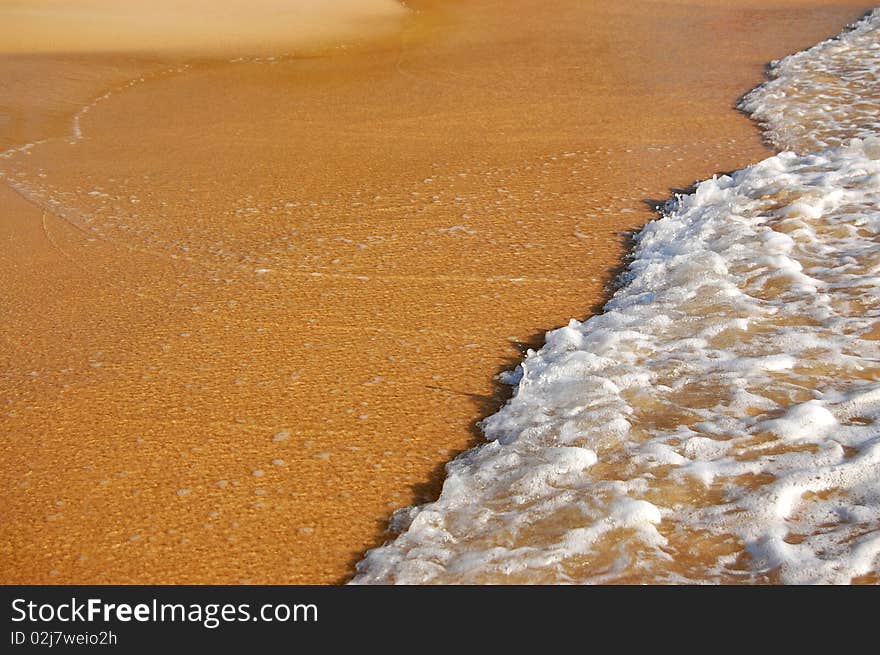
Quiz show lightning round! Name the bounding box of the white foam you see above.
[740,10,880,153]
[353,11,880,584]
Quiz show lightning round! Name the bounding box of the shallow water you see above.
[352,9,880,584]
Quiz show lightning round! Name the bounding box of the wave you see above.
[351,10,880,584]
[740,9,880,153]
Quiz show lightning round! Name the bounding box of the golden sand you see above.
[0,0,407,56]
[0,0,871,583]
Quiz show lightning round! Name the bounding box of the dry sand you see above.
[0,0,408,56]
[0,0,871,583]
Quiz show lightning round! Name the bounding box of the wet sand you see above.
[0,0,871,583]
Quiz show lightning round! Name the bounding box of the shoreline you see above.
[0,0,872,584]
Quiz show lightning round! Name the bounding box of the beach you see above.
[0,0,872,584]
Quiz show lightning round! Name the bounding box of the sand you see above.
[0,0,871,584]
[0,0,408,56]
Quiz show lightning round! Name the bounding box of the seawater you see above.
[352,9,880,584]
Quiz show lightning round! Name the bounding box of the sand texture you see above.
[0,0,871,583]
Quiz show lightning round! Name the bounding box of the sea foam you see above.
[740,9,880,153]
[352,10,880,584]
